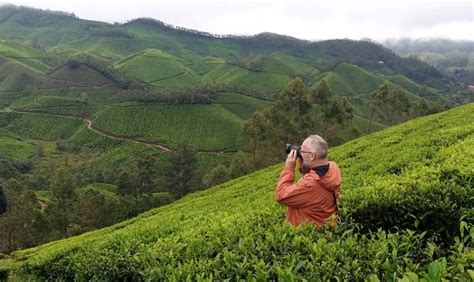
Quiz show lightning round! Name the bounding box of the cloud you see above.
[3,0,473,40]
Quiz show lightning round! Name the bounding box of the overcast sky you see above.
[3,0,473,41]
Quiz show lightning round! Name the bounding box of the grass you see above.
[1,103,472,280]
[350,114,387,134]
[323,63,386,97]
[114,49,189,83]
[0,130,37,160]
[6,113,83,141]
[0,42,52,74]
[49,63,116,87]
[261,54,314,75]
[10,95,85,109]
[91,104,245,151]
[77,183,118,195]
[86,141,157,172]
[0,58,43,93]
[214,92,272,119]
[202,63,249,84]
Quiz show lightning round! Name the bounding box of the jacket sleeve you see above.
[275,166,315,208]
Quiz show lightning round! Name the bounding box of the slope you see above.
[2,103,472,280]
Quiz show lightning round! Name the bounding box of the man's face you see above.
[300,139,315,162]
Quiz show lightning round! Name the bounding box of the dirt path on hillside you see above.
[2,108,172,152]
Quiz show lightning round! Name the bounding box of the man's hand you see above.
[285,149,297,169]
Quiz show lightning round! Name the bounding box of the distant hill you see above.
[0,4,464,168]
[384,38,474,99]
[0,6,472,273]
[0,5,452,94]
[1,103,472,280]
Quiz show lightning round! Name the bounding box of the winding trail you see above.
[2,108,172,152]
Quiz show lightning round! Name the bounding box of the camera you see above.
[285,144,302,158]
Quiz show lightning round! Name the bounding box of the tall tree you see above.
[116,171,135,195]
[312,79,333,108]
[270,77,314,144]
[368,82,390,133]
[244,110,278,168]
[50,168,76,238]
[75,188,125,233]
[0,179,39,253]
[312,80,353,144]
[386,87,410,124]
[323,96,354,144]
[163,141,198,198]
[137,155,158,194]
[115,171,140,214]
[410,97,431,118]
[244,77,315,168]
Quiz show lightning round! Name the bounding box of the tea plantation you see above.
[1,104,472,280]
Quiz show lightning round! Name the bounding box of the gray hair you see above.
[307,135,328,159]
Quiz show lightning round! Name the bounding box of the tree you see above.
[201,165,230,188]
[0,179,39,253]
[312,80,353,144]
[50,168,76,238]
[0,157,19,180]
[228,151,253,179]
[75,188,125,233]
[244,77,315,168]
[418,85,428,98]
[386,87,410,124]
[116,171,135,195]
[244,110,278,168]
[323,96,354,144]
[312,79,333,107]
[137,155,158,195]
[368,82,390,133]
[270,77,314,144]
[114,171,141,214]
[410,97,431,118]
[163,142,198,197]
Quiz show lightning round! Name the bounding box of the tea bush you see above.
[1,104,472,280]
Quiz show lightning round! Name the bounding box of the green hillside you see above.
[214,92,272,119]
[49,63,117,88]
[90,104,244,151]
[0,5,459,143]
[261,54,314,75]
[114,49,190,84]
[323,63,385,97]
[0,40,53,74]
[6,113,83,140]
[0,129,37,160]
[2,104,472,280]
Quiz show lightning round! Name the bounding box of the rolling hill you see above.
[1,103,472,280]
[0,5,459,155]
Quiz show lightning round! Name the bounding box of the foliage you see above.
[163,141,198,197]
[91,104,244,151]
[0,132,37,161]
[0,179,51,254]
[7,114,83,141]
[50,168,76,238]
[245,78,354,168]
[0,104,472,280]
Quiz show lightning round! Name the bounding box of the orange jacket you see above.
[275,161,341,227]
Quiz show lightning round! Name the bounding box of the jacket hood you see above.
[316,161,341,191]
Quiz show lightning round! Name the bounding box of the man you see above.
[275,135,341,227]
[0,184,6,215]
